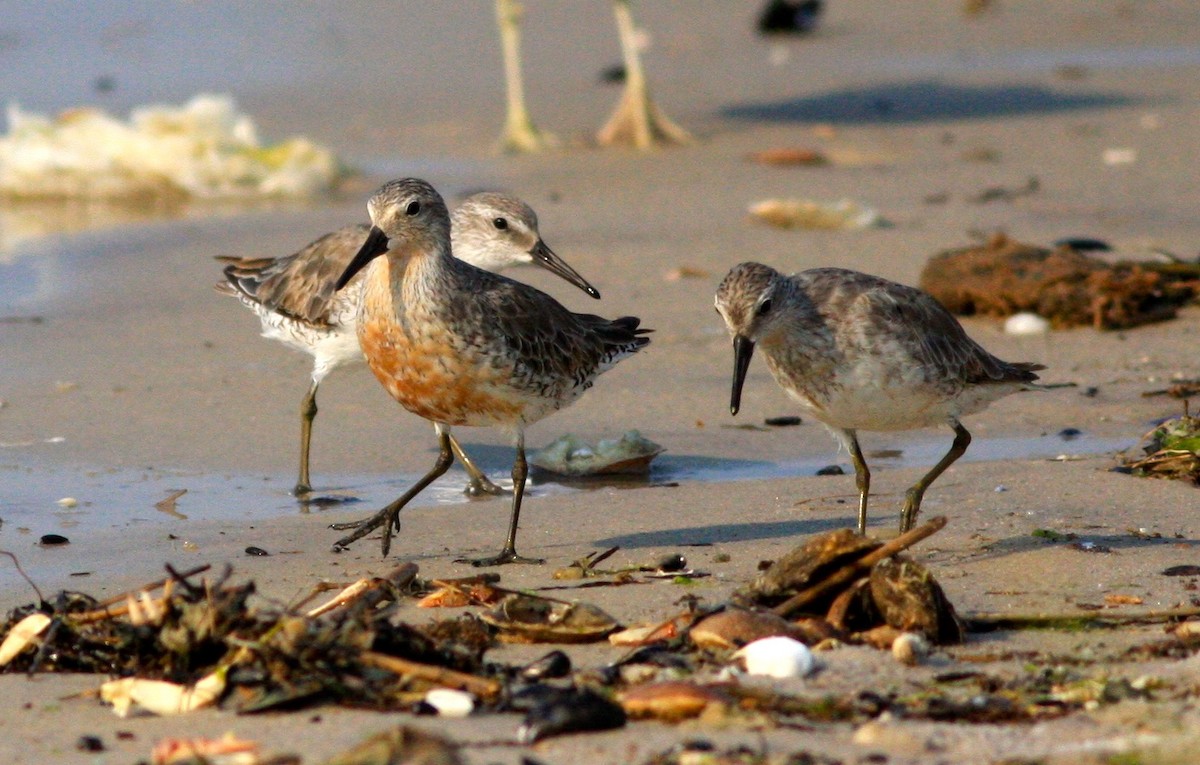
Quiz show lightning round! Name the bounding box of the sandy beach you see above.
[3,2,1200,762]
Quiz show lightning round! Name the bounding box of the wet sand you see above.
[3,2,1200,762]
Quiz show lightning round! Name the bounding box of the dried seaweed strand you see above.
[771,516,948,618]
[359,650,501,699]
[69,564,213,623]
[965,605,1200,630]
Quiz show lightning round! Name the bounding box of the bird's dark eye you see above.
[493,217,508,230]
[405,201,421,216]
[756,298,773,317]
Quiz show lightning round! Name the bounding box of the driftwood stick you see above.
[771,516,948,618]
[68,564,213,623]
[360,650,501,699]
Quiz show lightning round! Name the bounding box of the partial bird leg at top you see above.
[899,422,971,533]
[294,379,320,495]
[596,0,692,149]
[459,430,545,567]
[330,427,456,556]
[495,0,556,153]
[843,429,871,535]
[448,435,508,496]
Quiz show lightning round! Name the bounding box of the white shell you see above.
[732,636,814,679]
[424,688,475,717]
[1003,312,1049,336]
[891,632,930,666]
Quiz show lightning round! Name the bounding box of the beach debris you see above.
[515,686,626,743]
[531,431,664,477]
[38,534,69,546]
[1003,311,1050,335]
[757,0,823,34]
[745,147,828,166]
[319,725,462,765]
[1121,407,1200,483]
[619,681,731,721]
[155,489,188,518]
[689,608,810,650]
[519,650,572,680]
[742,519,963,646]
[0,94,343,200]
[748,197,884,230]
[919,233,1200,329]
[0,612,51,666]
[102,668,227,717]
[55,497,78,508]
[1142,379,1200,399]
[733,636,815,679]
[479,593,619,643]
[968,176,1039,203]
[891,632,930,666]
[663,265,711,281]
[423,688,475,718]
[150,733,271,765]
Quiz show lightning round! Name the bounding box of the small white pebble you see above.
[424,688,474,717]
[1003,312,1049,336]
[892,632,930,666]
[994,485,1007,493]
[733,636,814,678]
[1102,147,1138,165]
[56,497,78,508]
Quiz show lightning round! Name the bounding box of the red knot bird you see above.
[715,262,1043,534]
[329,178,650,565]
[216,192,599,497]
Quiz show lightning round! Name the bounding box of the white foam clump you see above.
[1003,312,1050,336]
[733,636,815,679]
[0,94,342,200]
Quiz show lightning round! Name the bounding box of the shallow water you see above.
[0,432,1133,541]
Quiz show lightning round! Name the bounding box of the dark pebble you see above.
[39,534,69,546]
[1109,466,1134,474]
[520,650,571,681]
[516,687,625,743]
[245,546,270,557]
[1082,386,1100,398]
[757,0,823,34]
[599,64,625,84]
[816,464,845,476]
[1162,565,1200,577]
[764,415,802,427]
[654,553,687,572]
[1054,237,1112,252]
[76,736,104,752]
[1058,427,1083,440]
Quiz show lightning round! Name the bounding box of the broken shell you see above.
[530,431,664,476]
[733,636,814,679]
[101,667,227,717]
[618,681,730,721]
[519,650,572,680]
[748,197,882,230]
[423,688,474,718]
[869,556,965,644]
[56,497,78,508]
[1004,312,1049,336]
[690,607,809,650]
[319,725,463,765]
[891,632,930,666]
[609,621,678,647]
[0,612,52,666]
[749,529,881,604]
[150,733,260,765]
[479,594,618,643]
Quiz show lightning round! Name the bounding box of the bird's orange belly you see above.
[359,320,525,426]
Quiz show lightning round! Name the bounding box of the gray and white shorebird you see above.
[329,178,650,565]
[715,262,1044,534]
[216,192,599,497]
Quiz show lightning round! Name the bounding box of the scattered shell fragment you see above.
[733,636,815,679]
[519,650,572,680]
[690,608,808,650]
[423,688,475,718]
[0,612,52,666]
[101,667,227,717]
[609,621,678,647]
[151,733,262,765]
[531,430,664,476]
[745,147,828,166]
[319,725,463,765]
[1004,312,1049,336]
[664,265,712,281]
[479,594,619,643]
[56,497,78,508]
[516,687,626,743]
[891,632,931,666]
[619,681,730,721]
[748,197,883,230]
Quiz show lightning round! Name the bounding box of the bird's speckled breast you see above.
[358,261,526,427]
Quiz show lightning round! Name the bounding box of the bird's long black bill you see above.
[335,226,390,290]
[531,240,601,300]
[730,335,755,415]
